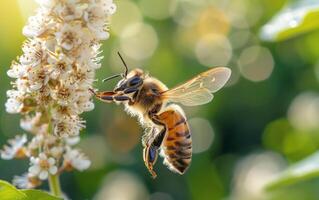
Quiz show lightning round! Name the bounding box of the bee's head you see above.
[114,69,144,92]
[102,52,144,93]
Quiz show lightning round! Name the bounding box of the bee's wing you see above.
[161,67,231,106]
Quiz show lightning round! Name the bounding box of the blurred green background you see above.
[1,0,319,199]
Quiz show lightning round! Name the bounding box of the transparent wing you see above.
[161,67,231,106]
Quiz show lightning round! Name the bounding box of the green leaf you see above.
[22,189,62,200]
[260,0,319,41]
[266,151,319,190]
[0,180,62,200]
[0,180,27,200]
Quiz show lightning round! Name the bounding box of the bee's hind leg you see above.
[142,127,156,147]
[142,127,166,178]
[143,145,158,178]
[142,104,168,178]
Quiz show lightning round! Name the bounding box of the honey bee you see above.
[90,53,231,178]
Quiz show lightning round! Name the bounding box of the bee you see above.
[90,53,231,178]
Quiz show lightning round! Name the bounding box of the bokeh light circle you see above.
[120,22,158,61]
[288,92,319,131]
[172,0,204,27]
[188,117,214,154]
[231,152,285,200]
[195,34,232,67]
[229,29,252,49]
[226,57,241,86]
[238,46,274,82]
[111,0,143,35]
[196,6,230,36]
[106,112,141,154]
[78,135,108,170]
[138,0,177,20]
[94,170,149,200]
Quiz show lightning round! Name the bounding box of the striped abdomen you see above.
[157,107,192,174]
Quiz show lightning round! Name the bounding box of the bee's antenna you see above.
[102,74,122,82]
[117,52,128,77]
[102,52,128,83]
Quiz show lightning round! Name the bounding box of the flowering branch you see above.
[1,0,116,196]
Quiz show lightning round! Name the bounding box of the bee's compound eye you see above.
[129,77,142,86]
[114,80,126,91]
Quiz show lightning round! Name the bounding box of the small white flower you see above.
[6,90,23,98]
[52,105,79,119]
[54,1,84,21]
[5,90,26,112]
[35,0,56,8]
[84,4,110,40]
[13,174,31,188]
[7,62,27,79]
[27,66,50,92]
[20,112,43,134]
[102,0,117,15]
[55,23,83,51]
[76,45,102,69]
[78,99,95,112]
[47,52,73,80]
[53,116,85,137]
[23,10,53,38]
[51,82,78,106]
[5,98,23,114]
[64,147,91,171]
[64,136,80,146]
[28,153,58,180]
[20,39,44,66]
[29,134,58,149]
[71,66,95,87]
[15,78,29,93]
[1,135,27,160]
[28,134,45,151]
[50,146,64,158]
[13,173,41,189]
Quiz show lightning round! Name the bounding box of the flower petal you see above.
[39,170,49,180]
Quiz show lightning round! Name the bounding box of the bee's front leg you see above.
[89,89,133,103]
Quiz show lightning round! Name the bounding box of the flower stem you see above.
[48,174,62,197]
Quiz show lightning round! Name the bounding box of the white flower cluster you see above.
[6,0,116,136]
[2,0,116,189]
[2,126,91,188]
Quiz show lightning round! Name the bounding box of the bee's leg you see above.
[145,110,168,149]
[142,127,156,147]
[142,105,169,178]
[152,126,166,148]
[143,127,166,179]
[89,89,133,104]
[143,145,158,178]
